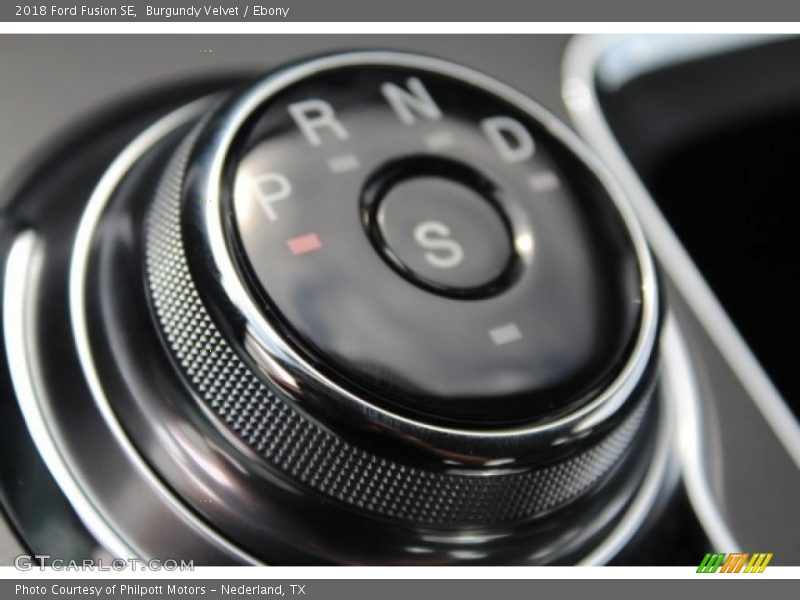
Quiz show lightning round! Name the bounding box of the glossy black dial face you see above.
[228,62,643,428]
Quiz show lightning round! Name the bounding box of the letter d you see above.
[481,116,534,163]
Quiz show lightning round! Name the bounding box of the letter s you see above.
[413,221,464,269]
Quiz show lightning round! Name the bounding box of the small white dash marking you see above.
[425,131,455,151]
[529,171,561,193]
[327,154,360,173]
[489,323,523,346]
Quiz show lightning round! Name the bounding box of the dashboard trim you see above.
[562,34,800,555]
[563,33,800,469]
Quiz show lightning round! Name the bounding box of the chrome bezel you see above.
[63,97,258,563]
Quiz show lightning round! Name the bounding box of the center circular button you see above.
[365,158,517,298]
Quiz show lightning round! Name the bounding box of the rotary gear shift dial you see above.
[2,51,663,564]
[145,51,658,528]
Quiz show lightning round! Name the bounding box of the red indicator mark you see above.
[286,233,322,255]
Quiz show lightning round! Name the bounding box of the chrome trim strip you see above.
[67,98,259,564]
[562,33,800,469]
[664,314,741,552]
[195,50,660,446]
[594,34,788,92]
[4,231,135,559]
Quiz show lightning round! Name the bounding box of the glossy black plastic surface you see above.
[598,38,800,416]
[231,64,644,427]
[0,79,254,564]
